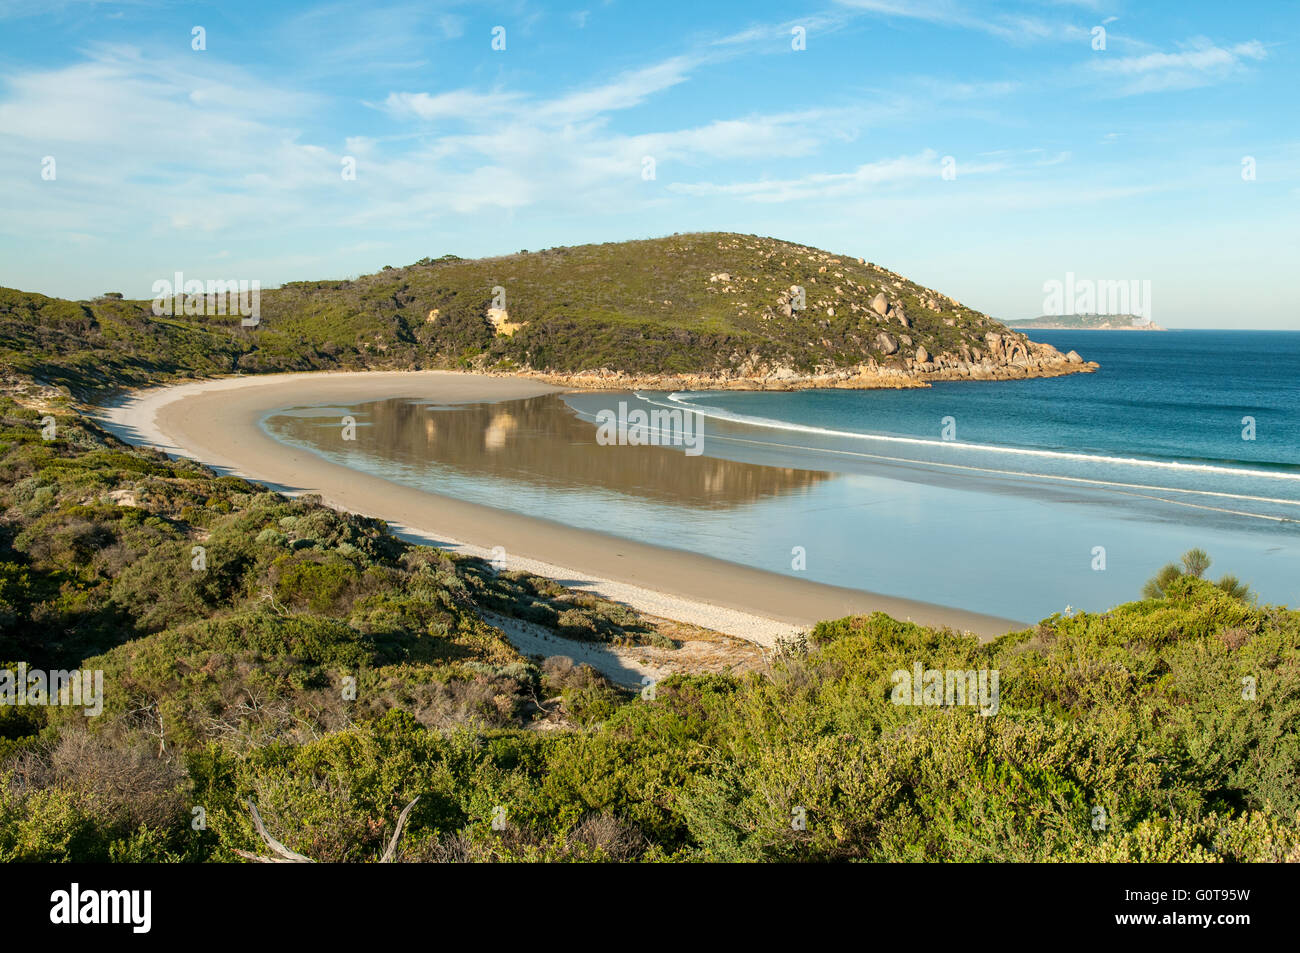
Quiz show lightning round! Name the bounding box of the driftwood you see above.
[379,796,421,863]
[233,796,419,863]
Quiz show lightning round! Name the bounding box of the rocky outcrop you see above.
[775,285,803,318]
[983,332,1022,364]
[510,351,1098,393]
[495,300,1098,392]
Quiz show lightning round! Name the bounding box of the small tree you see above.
[1180,547,1211,579]
[1142,549,1253,602]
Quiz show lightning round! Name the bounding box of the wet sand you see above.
[92,371,1026,643]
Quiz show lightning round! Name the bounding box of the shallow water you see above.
[263,331,1300,622]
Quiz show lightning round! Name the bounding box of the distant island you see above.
[1004,313,1166,331]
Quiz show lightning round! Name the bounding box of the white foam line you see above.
[565,400,1300,513]
[658,392,1300,483]
[721,432,1300,514]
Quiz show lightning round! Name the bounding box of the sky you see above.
[0,0,1296,327]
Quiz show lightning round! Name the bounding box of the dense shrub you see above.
[1,397,1296,862]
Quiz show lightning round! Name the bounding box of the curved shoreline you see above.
[91,370,1027,644]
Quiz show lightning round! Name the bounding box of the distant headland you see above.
[1004,313,1166,331]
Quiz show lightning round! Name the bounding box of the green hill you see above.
[2,233,1092,400]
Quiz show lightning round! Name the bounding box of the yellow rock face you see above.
[487,307,523,336]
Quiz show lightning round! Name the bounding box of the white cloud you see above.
[835,0,1085,44]
[663,146,1085,204]
[536,56,695,123]
[1089,39,1267,94]
[668,151,946,203]
[380,89,523,121]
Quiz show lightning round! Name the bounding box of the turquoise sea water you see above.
[264,331,1300,622]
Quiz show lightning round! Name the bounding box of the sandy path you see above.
[91,371,1023,645]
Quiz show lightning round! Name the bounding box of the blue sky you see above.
[0,0,1295,327]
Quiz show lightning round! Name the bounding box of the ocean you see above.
[264,331,1300,623]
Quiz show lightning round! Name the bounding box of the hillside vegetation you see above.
[1,233,1089,399]
[1,400,1294,862]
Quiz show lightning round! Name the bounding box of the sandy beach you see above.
[91,371,1025,644]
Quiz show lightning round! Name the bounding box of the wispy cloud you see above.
[668,150,947,203]
[380,89,524,121]
[536,56,695,123]
[661,146,1062,203]
[1088,39,1268,94]
[835,0,1088,44]
[0,0,150,19]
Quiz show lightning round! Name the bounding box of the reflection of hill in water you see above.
[273,394,831,508]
